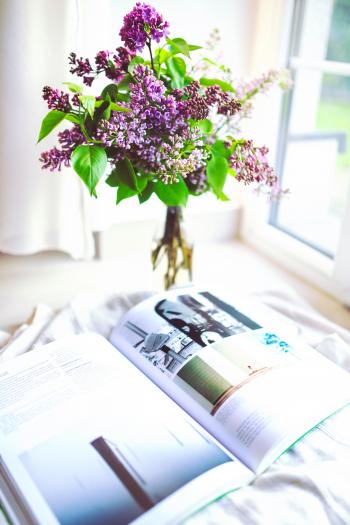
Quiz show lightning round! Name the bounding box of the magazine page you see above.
[110,289,350,473]
[0,333,253,525]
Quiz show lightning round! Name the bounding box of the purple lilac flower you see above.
[119,3,169,52]
[40,125,84,171]
[96,65,204,182]
[95,50,123,83]
[229,140,283,198]
[68,52,93,86]
[234,70,291,100]
[186,167,209,194]
[185,95,210,120]
[94,47,135,82]
[71,94,80,107]
[204,85,223,104]
[157,139,208,184]
[70,46,135,87]
[183,81,201,97]
[40,147,70,172]
[217,98,241,116]
[95,50,109,70]
[115,46,136,70]
[42,86,70,112]
[182,81,241,120]
[232,69,292,120]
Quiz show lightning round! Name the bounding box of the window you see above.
[241,0,350,304]
[270,0,350,258]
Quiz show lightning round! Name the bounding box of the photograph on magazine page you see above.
[115,290,299,414]
[19,407,232,525]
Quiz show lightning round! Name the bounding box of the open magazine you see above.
[1,289,350,525]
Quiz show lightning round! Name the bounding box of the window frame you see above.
[241,0,350,306]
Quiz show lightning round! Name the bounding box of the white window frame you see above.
[241,0,350,306]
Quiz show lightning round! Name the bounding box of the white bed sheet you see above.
[1,288,350,525]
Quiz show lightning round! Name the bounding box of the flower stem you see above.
[146,39,155,73]
[152,206,193,290]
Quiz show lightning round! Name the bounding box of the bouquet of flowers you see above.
[38,2,290,287]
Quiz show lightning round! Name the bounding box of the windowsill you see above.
[241,219,344,298]
[0,238,349,333]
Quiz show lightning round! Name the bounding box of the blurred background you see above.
[0,0,349,329]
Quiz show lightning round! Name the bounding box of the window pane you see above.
[326,0,350,63]
[296,0,350,62]
[275,71,350,256]
[271,0,350,257]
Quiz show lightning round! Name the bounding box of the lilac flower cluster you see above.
[156,135,208,184]
[186,167,209,194]
[119,2,169,52]
[183,82,241,120]
[69,46,135,86]
[42,86,70,112]
[95,66,205,182]
[235,69,292,100]
[229,140,284,199]
[95,46,135,82]
[232,69,293,120]
[68,53,94,86]
[40,126,84,171]
[39,3,289,203]
[68,3,168,85]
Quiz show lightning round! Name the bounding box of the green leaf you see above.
[78,95,95,119]
[211,140,231,159]
[166,56,186,89]
[217,190,230,201]
[116,184,138,204]
[102,101,111,121]
[87,99,110,125]
[101,83,119,101]
[117,74,133,90]
[184,76,195,86]
[206,155,228,197]
[109,102,130,112]
[105,171,119,187]
[201,57,227,71]
[167,37,190,57]
[110,158,139,191]
[106,165,147,196]
[199,77,235,92]
[116,92,129,103]
[62,81,83,93]
[65,114,80,124]
[195,119,213,133]
[37,110,67,142]
[116,158,138,191]
[167,37,200,58]
[137,177,148,193]
[156,48,173,64]
[71,145,107,196]
[188,44,202,51]
[138,181,154,203]
[228,167,236,177]
[154,177,189,206]
[128,56,144,75]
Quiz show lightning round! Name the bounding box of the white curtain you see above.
[0,0,117,259]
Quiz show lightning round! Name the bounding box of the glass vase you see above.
[151,206,193,290]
